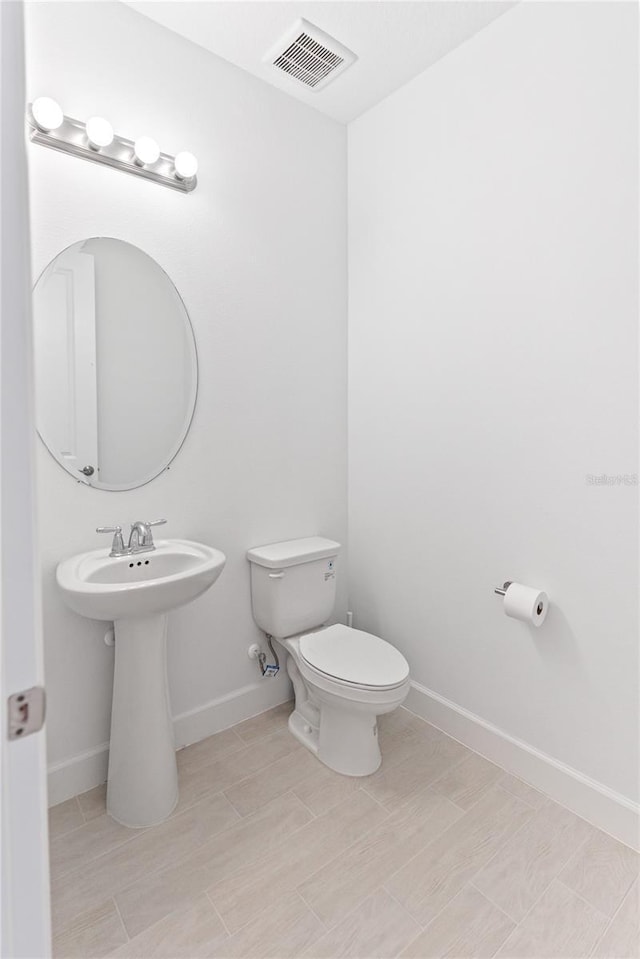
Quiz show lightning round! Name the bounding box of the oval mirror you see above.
[33,238,197,490]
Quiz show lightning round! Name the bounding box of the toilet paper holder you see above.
[494,580,549,625]
[494,581,512,596]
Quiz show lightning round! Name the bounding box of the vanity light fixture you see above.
[133,136,160,167]
[31,96,64,133]
[26,98,198,193]
[86,116,114,151]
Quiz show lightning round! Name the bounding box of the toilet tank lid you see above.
[247,536,341,569]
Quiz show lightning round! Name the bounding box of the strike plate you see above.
[8,686,46,740]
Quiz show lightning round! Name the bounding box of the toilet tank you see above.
[247,537,341,638]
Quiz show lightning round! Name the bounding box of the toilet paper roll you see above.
[503,583,548,627]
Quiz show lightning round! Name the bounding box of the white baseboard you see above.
[406,681,640,851]
[48,742,110,807]
[172,675,292,749]
[48,673,292,808]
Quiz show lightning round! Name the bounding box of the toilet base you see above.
[289,703,381,776]
[288,709,319,755]
[318,700,382,776]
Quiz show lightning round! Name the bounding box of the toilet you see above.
[247,536,410,776]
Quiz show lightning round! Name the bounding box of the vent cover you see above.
[264,19,357,92]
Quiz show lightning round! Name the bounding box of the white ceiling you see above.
[124,1,516,124]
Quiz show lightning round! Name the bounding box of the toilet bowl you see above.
[247,537,410,777]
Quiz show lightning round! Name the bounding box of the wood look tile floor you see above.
[49,705,639,959]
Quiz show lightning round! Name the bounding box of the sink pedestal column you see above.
[107,613,178,827]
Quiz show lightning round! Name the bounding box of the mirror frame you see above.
[32,236,199,491]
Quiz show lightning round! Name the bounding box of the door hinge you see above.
[8,686,46,740]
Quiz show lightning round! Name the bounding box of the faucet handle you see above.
[96,526,126,556]
[145,519,167,547]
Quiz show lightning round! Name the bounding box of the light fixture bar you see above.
[27,107,197,193]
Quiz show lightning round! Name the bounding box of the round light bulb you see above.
[86,116,114,151]
[31,96,63,132]
[174,151,198,181]
[133,136,160,166]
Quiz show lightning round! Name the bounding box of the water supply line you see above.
[248,634,280,677]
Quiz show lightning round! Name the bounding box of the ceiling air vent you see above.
[264,19,357,92]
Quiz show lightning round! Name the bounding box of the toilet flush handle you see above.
[268,572,284,579]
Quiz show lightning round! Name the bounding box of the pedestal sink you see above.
[57,539,226,827]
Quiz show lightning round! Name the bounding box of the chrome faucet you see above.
[127,519,167,554]
[97,519,166,557]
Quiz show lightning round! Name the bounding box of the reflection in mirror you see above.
[33,238,197,490]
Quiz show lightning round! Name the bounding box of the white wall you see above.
[26,0,347,792]
[349,0,638,808]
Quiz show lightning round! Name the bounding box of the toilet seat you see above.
[299,624,409,690]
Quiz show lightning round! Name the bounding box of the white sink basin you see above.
[57,539,225,620]
[56,538,226,829]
